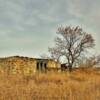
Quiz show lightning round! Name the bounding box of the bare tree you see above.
[86,55,100,67]
[49,26,95,71]
[79,55,100,68]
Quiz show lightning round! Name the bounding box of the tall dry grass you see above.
[0,68,100,100]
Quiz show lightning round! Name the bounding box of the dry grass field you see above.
[0,68,100,100]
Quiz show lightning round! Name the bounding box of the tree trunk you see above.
[68,65,72,72]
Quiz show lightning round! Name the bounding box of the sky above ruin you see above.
[0,0,100,57]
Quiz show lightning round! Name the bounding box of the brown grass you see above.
[0,68,100,100]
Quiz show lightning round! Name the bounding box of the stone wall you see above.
[0,56,61,74]
[48,60,61,68]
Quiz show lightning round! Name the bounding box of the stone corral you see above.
[0,56,61,75]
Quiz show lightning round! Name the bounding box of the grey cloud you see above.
[0,0,100,57]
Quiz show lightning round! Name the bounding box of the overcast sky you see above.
[0,0,100,57]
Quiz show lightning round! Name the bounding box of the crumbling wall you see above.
[47,60,61,69]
